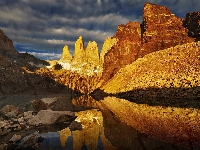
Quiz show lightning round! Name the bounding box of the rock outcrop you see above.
[183,12,200,41]
[101,2,195,86]
[100,37,118,65]
[85,41,99,66]
[102,22,141,85]
[60,45,72,62]
[138,2,194,58]
[102,41,200,100]
[0,29,18,60]
[73,36,85,63]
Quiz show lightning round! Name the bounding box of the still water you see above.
[0,94,198,150]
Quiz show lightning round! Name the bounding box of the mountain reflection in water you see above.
[1,95,196,149]
[34,95,190,150]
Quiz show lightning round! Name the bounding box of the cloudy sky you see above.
[0,0,199,60]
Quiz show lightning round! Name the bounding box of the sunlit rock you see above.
[102,41,200,99]
[100,37,118,65]
[60,45,72,63]
[85,41,99,66]
[73,36,85,63]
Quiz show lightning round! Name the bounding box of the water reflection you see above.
[38,104,186,150]
[1,94,197,149]
[100,96,200,150]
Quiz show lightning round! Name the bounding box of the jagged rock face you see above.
[138,2,194,58]
[73,36,85,63]
[183,12,200,41]
[60,45,72,62]
[85,41,99,66]
[102,22,141,85]
[100,37,118,65]
[0,29,18,59]
[101,2,194,86]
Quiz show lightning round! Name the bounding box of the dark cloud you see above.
[0,0,199,60]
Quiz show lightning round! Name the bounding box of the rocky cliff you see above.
[0,29,19,60]
[100,37,118,66]
[101,2,195,86]
[0,29,68,95]
[102,22,141,85]
[102,41,200,100]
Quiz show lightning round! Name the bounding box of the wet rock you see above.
[69,120,82,131]
[9,134,22,143]
[18,132,39,149]
[28,110,75,126]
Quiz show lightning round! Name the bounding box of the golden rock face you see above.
[101,2,195,86]
[100,37,118,65]
[73,36,85,63]
[85,41,99,66]
[60,45,72,62]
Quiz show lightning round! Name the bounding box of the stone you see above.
[28,110,75,125]
[18,132,39,149]
[60,45,72,62]
[9,134,21,142]
[0,105,19,118]
[23,111,34,121]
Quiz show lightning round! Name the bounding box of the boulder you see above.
[9,134,22,143]
[28,110,75,125]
